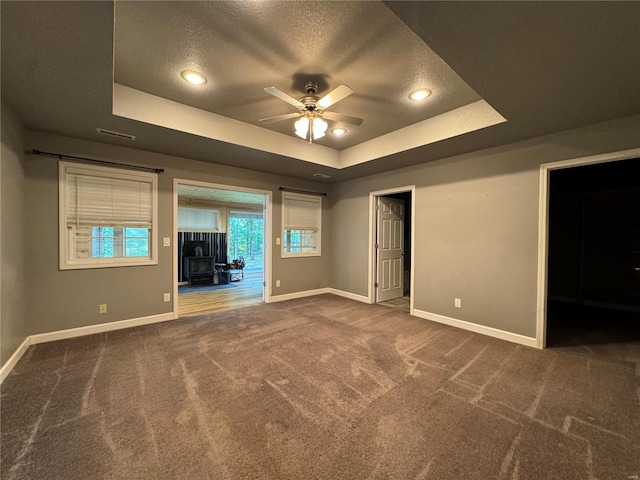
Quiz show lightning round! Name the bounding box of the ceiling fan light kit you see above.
[295,115,328,142]
[260,80,363,144]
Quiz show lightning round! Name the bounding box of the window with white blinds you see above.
[281,191,321,257]
[177,206,219,231]
[59,161,158,269]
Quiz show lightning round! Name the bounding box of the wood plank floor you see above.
[178,271,264,317]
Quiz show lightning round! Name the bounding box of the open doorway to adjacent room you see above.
[538,150,640,351]
[369,186,415,314]
[173,180,271,318]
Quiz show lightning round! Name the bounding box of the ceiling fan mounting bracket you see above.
[303,81,319,95]
[300,81,321,111]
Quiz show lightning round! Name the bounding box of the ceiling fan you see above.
[259,81,364,143]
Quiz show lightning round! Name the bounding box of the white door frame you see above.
[173,178,272,319]
[368,185,416,314]
[535,147,640,348]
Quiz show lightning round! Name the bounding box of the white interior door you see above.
[376,196,404,302]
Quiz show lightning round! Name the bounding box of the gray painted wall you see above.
[330,115,640,338]
[1,104,29,364]
[2,113,638,367]
[21,131,331,337]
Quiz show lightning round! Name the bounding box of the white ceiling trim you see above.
[113,83,340,168]
[340,100,506,168]
[113,83,505,170]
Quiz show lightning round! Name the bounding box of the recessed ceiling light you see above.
[181,70,207,85]
[331,127,347,136]
[409,88,431,101]
[313,173,331,179]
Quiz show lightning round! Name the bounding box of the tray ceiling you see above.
[2,1,638,182]
[112,1,504,169]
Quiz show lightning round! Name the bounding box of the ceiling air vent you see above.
[96,128,136,141]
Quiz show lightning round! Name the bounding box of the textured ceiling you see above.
[113,1,481,150]
[1,1,639,183]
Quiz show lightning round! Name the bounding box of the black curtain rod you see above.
[31,149,164,174]
[279,186,327,197]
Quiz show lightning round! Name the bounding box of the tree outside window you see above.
[228,214,263,268]
[91,227,150,259]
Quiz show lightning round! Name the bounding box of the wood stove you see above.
[184,256,216,286]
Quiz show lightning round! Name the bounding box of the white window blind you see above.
[178,206,219,231]
[59,161,157,269]
[65,167,152,228]
[283,193,321,231]
[282,192,322,257]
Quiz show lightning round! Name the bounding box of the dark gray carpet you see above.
[1,295,638,479]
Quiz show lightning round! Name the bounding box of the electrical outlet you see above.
[163,237,171,247]
[163,293,171,302]
[276,280,281,288]
[276,237,281,245]
[454,298,462,308]
[99,304,107,314]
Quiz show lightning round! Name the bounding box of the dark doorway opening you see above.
[546,158,640,350]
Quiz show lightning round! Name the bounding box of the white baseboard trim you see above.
[0,337,31,384]
[1,312,175,385]
[29,312,175,345]
[326,288,371,304]
[269,288,331,303]
[269,288,372,304]
[412,309,539,349]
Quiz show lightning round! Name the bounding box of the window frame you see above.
[228,209,264,261]
[90,226,151,259]
[59,161,158,270]
[281,191,322,258]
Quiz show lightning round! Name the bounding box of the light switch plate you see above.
[163,237,171,247]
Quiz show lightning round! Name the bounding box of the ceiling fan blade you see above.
[259,113,301,124]
[323,111,364,126]
[317,84,353,109]
[264,87,303,108]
